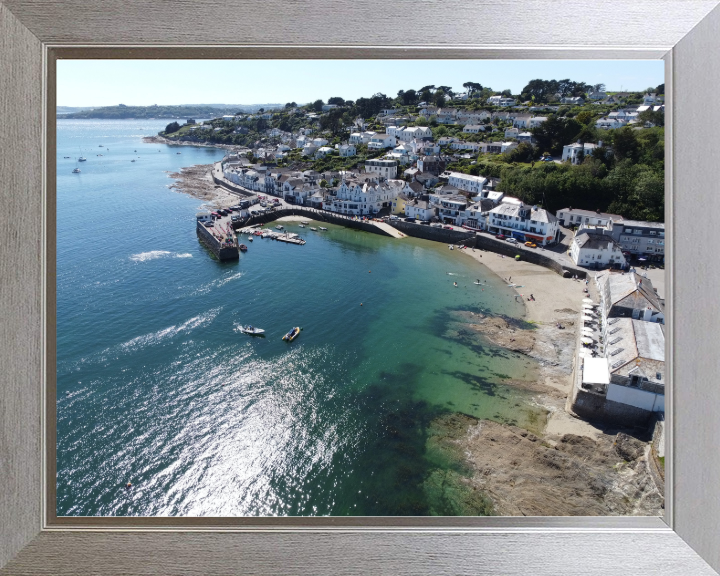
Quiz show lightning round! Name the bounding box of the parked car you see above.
[506,237,518,244]
[524,241,537,248]
[443,225,453,230]
[495,233,505,239]
[405,218,416,223]
[204,221,214,227]
[430,223,442,228]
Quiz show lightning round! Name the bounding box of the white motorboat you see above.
[300,221,309,225]
[78,156,87,162]
[310,227,317,231]
[298,224,306,228]
[276,225,284,230]
[72,168,81,173]
[239,325,265,336]
[319,227,328,231]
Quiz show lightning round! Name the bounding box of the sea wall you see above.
[388,222,587,279]
[568,385,654,428]
[236,208,395,237]
[196,221,239,261]
[389,221,476,244]
[211,174,257,197]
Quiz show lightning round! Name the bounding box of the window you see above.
[634,229,642,234]
[624,228,633,233]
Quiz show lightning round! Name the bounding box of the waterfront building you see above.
[569,319,665,426]
[428,193,468,225]
[570,232,627,269]
[486,200,559,245]
[404,198,437,221]
[328,174,404,216]
[595,271,664,324]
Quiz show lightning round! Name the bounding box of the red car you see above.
[495,233,505,239]
[443,225,453,230]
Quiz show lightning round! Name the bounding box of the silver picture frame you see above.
[2,0,720,573]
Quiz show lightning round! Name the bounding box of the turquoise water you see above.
[56,119,541,516]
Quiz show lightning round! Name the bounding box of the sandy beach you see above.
[457,245,606,440]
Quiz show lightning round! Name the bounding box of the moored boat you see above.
[72,168,80,173]
[282,326,301,342]
[276,225,284,230]
[319,227,328,231]
[310,227,317,231]
[239,244,248,251]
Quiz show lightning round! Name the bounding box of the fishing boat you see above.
[239,325,265,336]
[310,227,317,231]
[275,225,284,230]
[282,327,301,342]
[319,227,327,231]
[72,168,80,173]
[239,244,248,251]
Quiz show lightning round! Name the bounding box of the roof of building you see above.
[574,231,621,251]
[605,318,665,382]
[489,202,557,223]
[407,181,424,194]
[599,271,662,311]
[558,207,623,220]
[619,220,665,230]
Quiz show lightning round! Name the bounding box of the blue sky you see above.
[57,60,664,107]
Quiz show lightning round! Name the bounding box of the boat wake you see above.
[191,271,244,295]
[119,308,222,352]
[130,250,193,262]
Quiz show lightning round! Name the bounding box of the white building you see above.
[367,134,397,150]
[596,117,628,130]
[338,144,356,157]
[501,141,519,153]
[328,176,404,216]
[487,95,516,107]
[365,158,398,178]
[404,198,437,221]
[442,171,488,195]
[486,200,559,245]
[556,208,622,228]
[562,142,600,164]
[529,116,548,128]
[463,125,486,134]
[349,131,376,145]
[315,146,334,158]
[570,231,627,269]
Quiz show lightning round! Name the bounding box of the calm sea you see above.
[56,119,541,516]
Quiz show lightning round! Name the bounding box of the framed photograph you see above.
[2,1,720,574]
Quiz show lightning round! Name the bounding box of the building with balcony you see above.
[570,231,627,269]
[365,159,398,179]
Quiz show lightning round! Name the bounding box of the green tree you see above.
[285,102,297,108]
[432,89,446,107]
[328,96,345,105]
[164,121,180,134]
[312,99,324,112]
[611,127,640,162]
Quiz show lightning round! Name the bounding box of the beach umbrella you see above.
[582,298,594,304]
[582,303,594,309]
[582,315,594,323]
[582,327,594,334]
[581,337,594,344]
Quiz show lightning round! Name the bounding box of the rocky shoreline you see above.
[165,163,237,207]
[143,134,241,150]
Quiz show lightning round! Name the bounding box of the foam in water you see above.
[130,251,193,262]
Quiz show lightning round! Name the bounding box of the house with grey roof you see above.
[557,207,623,228]
[569,318,665,426]
[486,200,559,245]
[595,270,664,324]
[570,231,627,269]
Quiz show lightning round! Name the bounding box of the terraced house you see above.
[486,200,559,245]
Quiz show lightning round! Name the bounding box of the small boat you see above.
[300,221,309,225]
[239,244,248,251]
[298,224,306,228]
[98,144,103,147]
[131,159,136,162]
[78,156,87,162]
[275,225,284,230]
[248,236,253,242]
[177,152,181,154]
[319,227,328,231]
[473,281,483,285]
[240,325,265,336]
[63,156,70,159]
[72,168,80,173]
[310,227,317,231]
[282,327,301,342]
